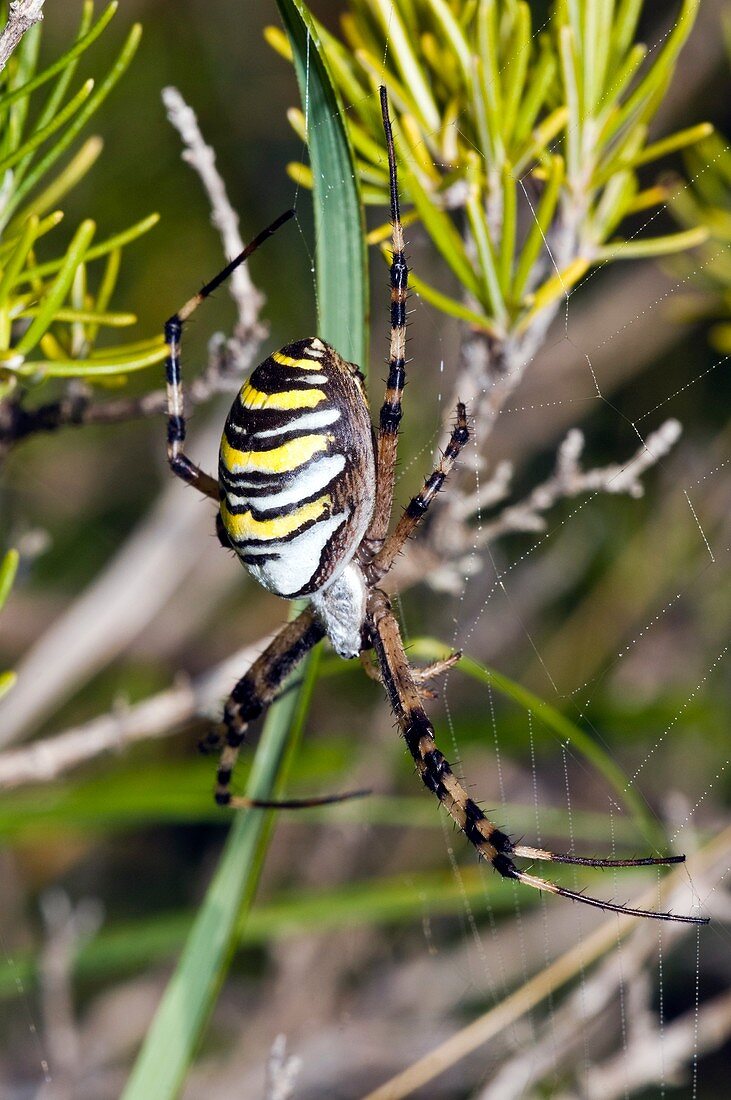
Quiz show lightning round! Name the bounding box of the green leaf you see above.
[0,78,95,175]
[0,2,116,104]
[476,0,505,166]
[408,268,497,333]
[395,129,482,300]
[1,23,142,228]
[603,0,699,148]
[610,0,643,67]
[465,155,507,325]
[0,672,16,703]
[559,24,582,180]
[15,213,160,286]
[501,2,531,147]
[517,256,590,331]
[12,342,167,378]
[499,163,517,295]
[0,550,19,612]
[277,0,367,366]
[5,136,103,231]
[594,124,713,191]
[369,0,440,134]
[596,226,709,261]
[13,219,96,356]
[0,214,40,312]
[512,154,564,301]
[423,0,473,92]
[513,37,555,148]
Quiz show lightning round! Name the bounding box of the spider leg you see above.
[369,87,408,547]
[164,209,295,500]
[214,606,325,807]
[360,648,461,700]
[368,593,708,925]
[369,402,469,582]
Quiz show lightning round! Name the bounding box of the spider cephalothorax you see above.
[162,88,706,927]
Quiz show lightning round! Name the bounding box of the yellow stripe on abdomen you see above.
[239,381,327,411]
[221,494,331,542]
[271,350,324,371]
[221,432,332,475]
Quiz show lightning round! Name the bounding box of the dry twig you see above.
[35,890,103,1100]
[263,1035,302,1100]
[0,631,277,787]
[0,0,44,74]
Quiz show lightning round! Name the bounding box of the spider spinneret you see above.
[162,87,707,927]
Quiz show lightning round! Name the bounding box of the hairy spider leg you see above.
[369,402,470,582]
[368,595,708,926]
[213,606,356,810]
[369,86,409,546]
[163,209,296,500]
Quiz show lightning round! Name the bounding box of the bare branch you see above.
[475,419,683,545]
[423,419,682,593]
[264,1035,302,1100]
[162,85,264,336]
[0,0,44,74]
[0,633,277,788]
[35,890,103,1100]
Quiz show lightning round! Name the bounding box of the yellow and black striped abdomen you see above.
[219,337,375,599]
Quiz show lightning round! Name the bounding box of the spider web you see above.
[280,4,729,1097]
[0,2,728,1098]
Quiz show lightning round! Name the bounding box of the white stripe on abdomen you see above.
[226,453,346,513]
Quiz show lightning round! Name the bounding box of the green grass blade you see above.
[276,0,368,366]
[121,648,320,1100]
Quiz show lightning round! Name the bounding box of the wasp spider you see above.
[163,88,706,926]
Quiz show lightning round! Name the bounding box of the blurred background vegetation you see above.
[0,1,729,1097]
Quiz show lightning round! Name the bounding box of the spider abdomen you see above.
[218,337,375,599]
